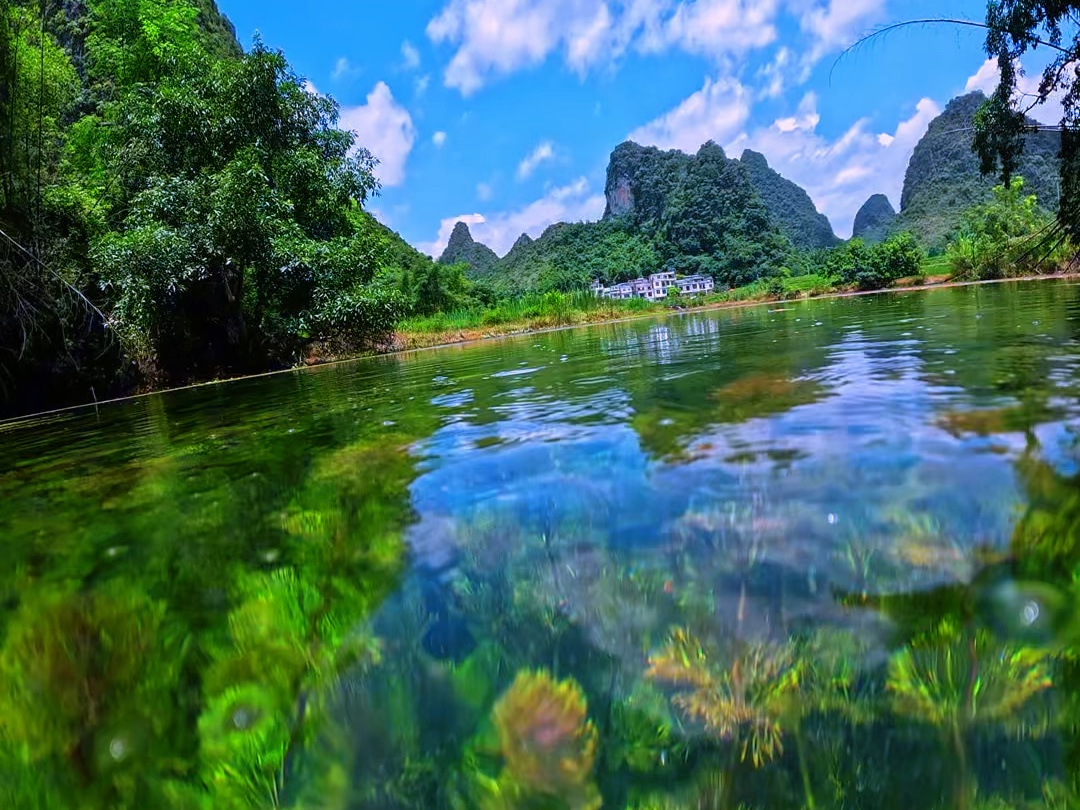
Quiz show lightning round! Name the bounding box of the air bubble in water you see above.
[232,708,255,731]
[109,738,128,762]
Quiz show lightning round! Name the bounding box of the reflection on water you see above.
[1,280,1080,808]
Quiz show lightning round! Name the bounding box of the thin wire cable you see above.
[0,224,111,329]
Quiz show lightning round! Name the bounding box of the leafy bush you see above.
[946,178,1070,280]
[824,233,925,290]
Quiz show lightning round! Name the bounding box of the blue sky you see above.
[217,0,1035,256]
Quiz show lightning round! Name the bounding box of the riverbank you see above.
[377,271,1077,356]
[4,272,1076,424]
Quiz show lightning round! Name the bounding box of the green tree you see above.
[974,1,1080,243]
[402,260,474,316]
[660,142,789,288]
[946,177,1068,279]
[823,232,924,290]
[0,3,113,413]
[85,39,395,375]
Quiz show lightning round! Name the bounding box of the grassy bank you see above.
[393,274,861,351]
[390,265,1074,353]
[393,291,660,350]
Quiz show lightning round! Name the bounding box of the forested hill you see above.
[441,140,792,296]
[0,0,449,417]
[450,92,1066,282]
[852,194,898,243]
[437,222,499,278]
[601,140,838,251]
[889,92,1061,248]
[189,0,243,57]
[739,150,839,249]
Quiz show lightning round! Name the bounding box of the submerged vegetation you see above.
[2,0,1080,802]
[1,279,1078,808]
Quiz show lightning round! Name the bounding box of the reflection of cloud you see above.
[399,300,1032,686]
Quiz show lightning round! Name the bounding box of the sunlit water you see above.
[2,280,1080,809]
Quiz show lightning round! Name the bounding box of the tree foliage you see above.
[900,92,1060,250]
[740,149,838,250]
[659,142,791,288]
[974,1,1080,242]
[493,218,661,295]
[0,0,448,416]
[598,140,792,289]
[807,232,925,290]
[946,177,1069,279]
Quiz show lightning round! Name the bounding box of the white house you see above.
[675,275,714,296]
[593,272,713,301]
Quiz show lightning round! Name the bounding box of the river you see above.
[2,280,1079,809]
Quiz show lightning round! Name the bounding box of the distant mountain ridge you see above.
[437,222,499,278]
[852,194,898,243]
[434,90,1062,288]
[739,149,839,249]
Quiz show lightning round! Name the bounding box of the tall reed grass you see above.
[398,291,657,333]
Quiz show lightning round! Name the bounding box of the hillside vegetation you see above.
[740,149,839,249]
[438,221,499,278]
[852,194,898,244]
[895,92,1061,250]
[443,141,797,294]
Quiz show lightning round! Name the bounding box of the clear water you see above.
[2,280,1080,809]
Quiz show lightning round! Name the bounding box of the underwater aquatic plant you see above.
[491,670,600,808]
[711,372,823,424]
[199,568,383,809]
[887,617,1054,810]
[887,618,1053,733]
[0,583,183,804]
[646,628,798,769]
[606,681,684,776]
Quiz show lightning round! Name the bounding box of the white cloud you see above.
[427,0,611,95]
[758,47,802,99]
[965,57,1068,126]
[628,75,752,152]
[419,178,605,257]
[653,0,780,58]
[339,82,417,187]
[425,0,886,95]
[516,141,556,180]
[415,74,431,95]
[965,58,999,96]
[774,91,820,133]
[477,182,494,201]
[302,79,320,95]
[794,0,886,65]
[401,41,422,71]
[433,131,448,148]
[332,57,358,81]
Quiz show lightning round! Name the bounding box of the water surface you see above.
[2,280,1080,809]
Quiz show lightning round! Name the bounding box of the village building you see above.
[591,272,715,301]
